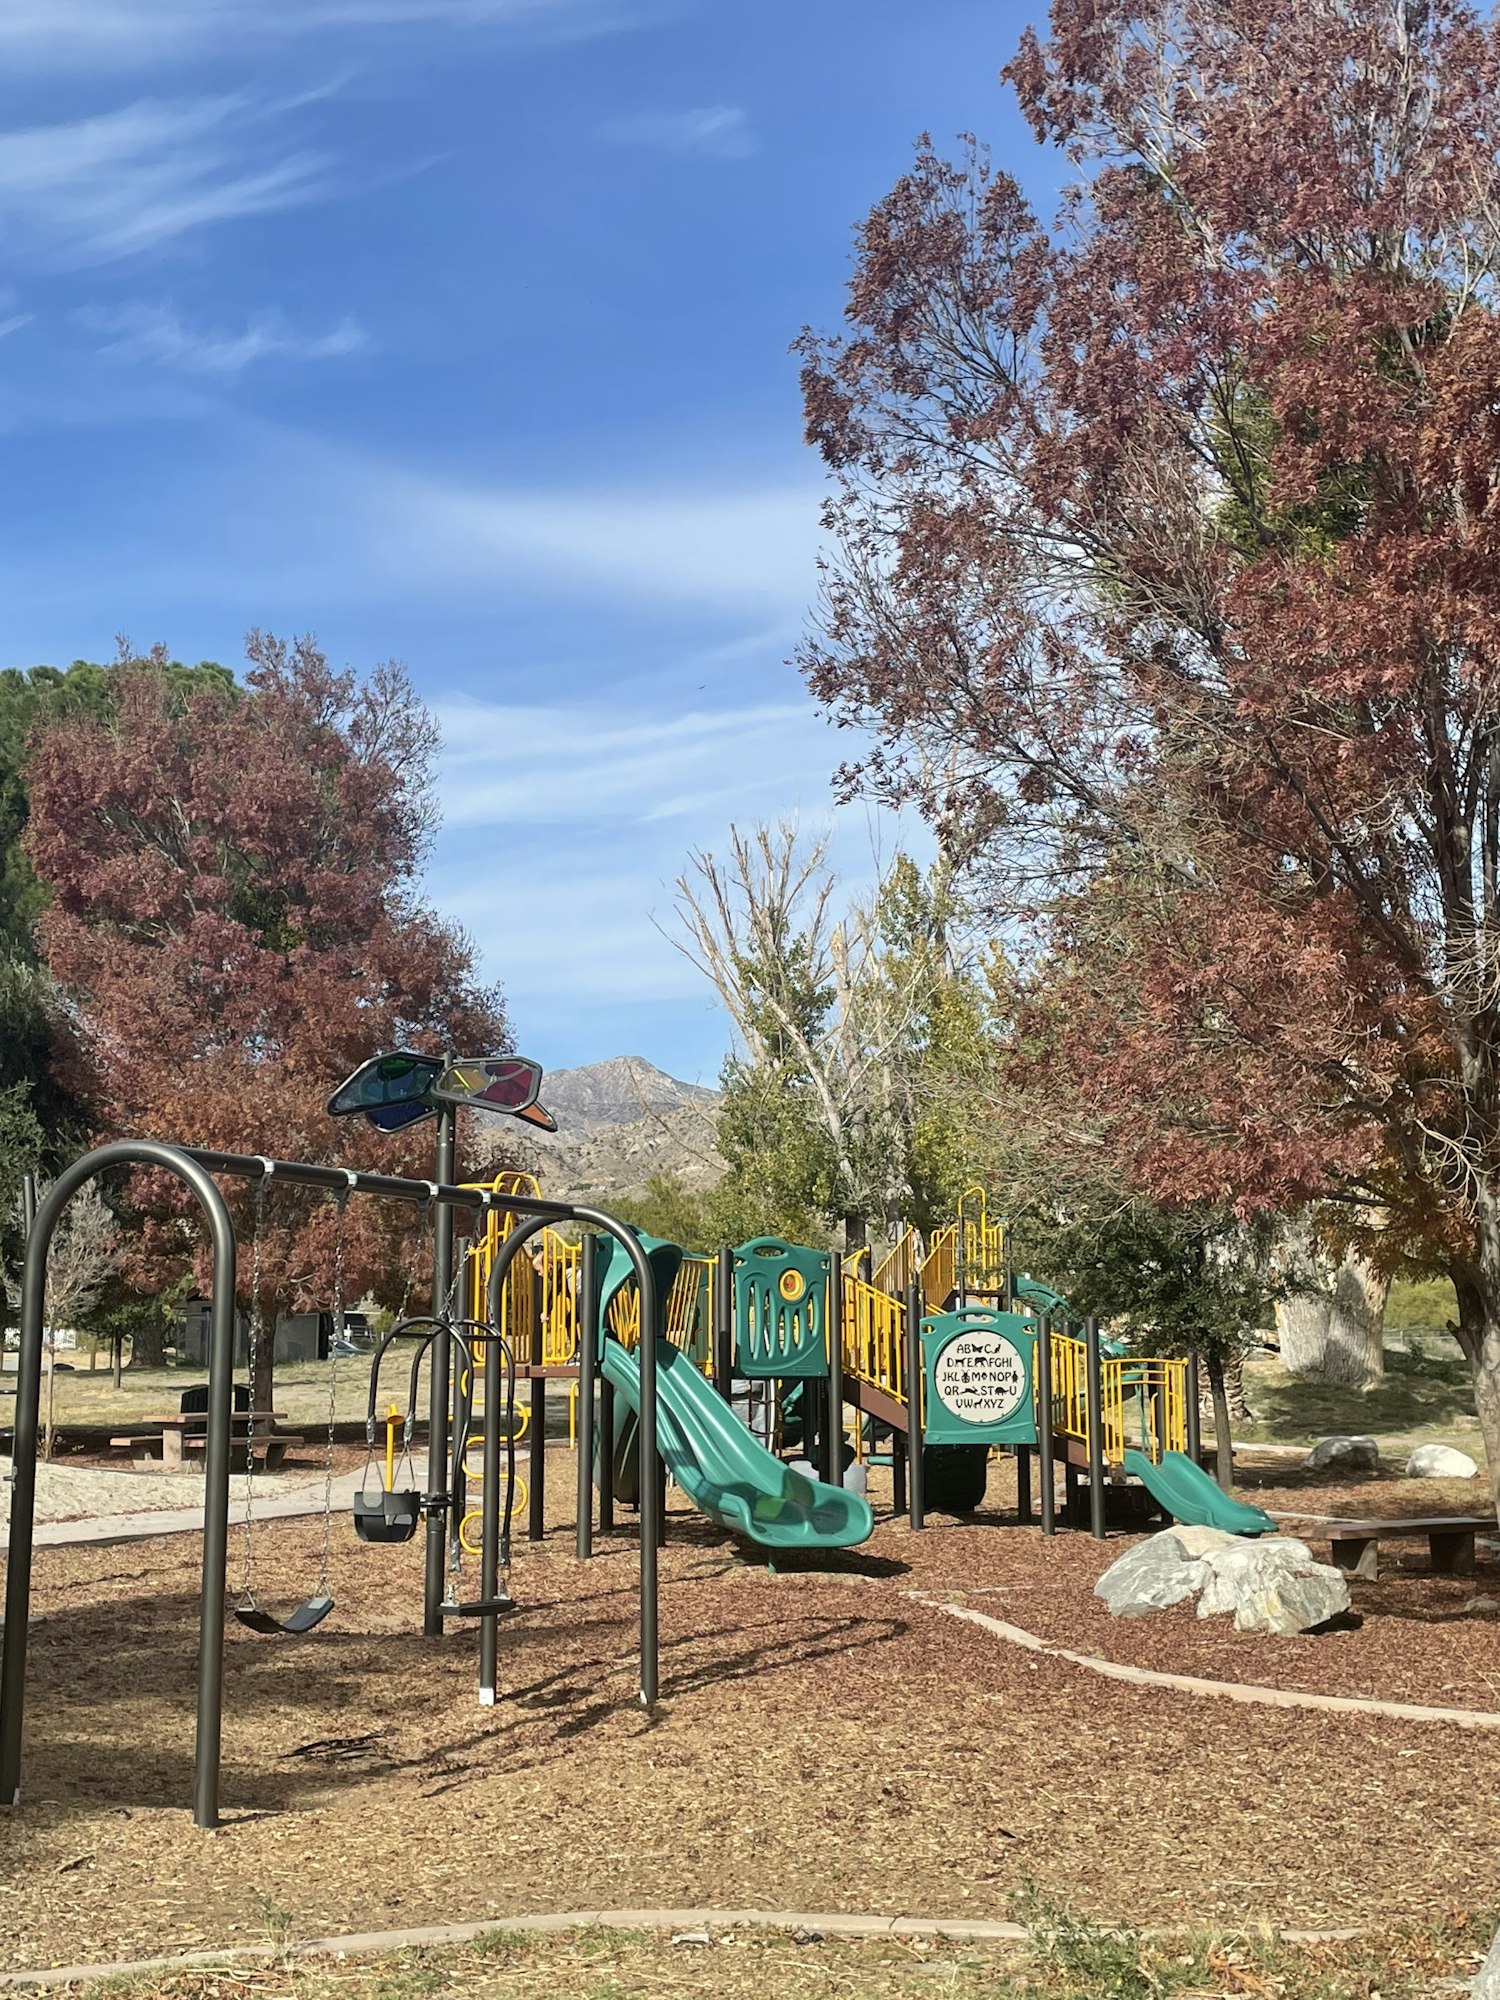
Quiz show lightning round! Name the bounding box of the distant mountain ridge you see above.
[540,1056,719,1132]
[476,1056,723,1203]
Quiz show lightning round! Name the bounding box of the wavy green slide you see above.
[1123,1448,1275,1536]
[600,1337,874,1551]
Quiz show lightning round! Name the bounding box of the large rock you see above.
[1168,1524,1240,1559]
[1405,1443,1479,1480]
[1195,1537,1350,1635]
[1094,1530,1208,1618]
[1303,1435,1379,1474]
[1096,1528,1349,1635]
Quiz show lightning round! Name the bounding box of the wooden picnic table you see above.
[112,1411,294,1469]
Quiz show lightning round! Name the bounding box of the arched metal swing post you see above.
[486,1211,661,1708]
[0,1140,239,1831]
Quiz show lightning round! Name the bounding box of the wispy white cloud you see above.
[436,697,837,827]
[0,314,33,339]
[0,96,331,266]
[372,469,821,608]
[601,105,754,160]
[428,686,919,1045]
[78,300,366,373]
[0,0,665,66]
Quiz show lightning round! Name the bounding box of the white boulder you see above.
[1404,1443,1479,1480]
[1194,1537,1350,1635]
[1303,1435,1379,1474]
[1094,1530,1208,1618]
[1096,1528,1349,1635]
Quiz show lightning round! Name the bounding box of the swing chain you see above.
[238,1161,275,1606]
[315,1171,356,1597]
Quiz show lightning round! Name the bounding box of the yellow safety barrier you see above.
[868,1187,1008,1310]
[606,1255,711,1364]
[1046,1330,1189,1467]
[463,1180,712,1373]
[841,1266,908,1409]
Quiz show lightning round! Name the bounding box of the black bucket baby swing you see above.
[354,1304,522,1620]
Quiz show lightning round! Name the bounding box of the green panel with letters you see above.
[921,1306,1038,1446]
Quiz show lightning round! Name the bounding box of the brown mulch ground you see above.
[2,1460,1500,1970]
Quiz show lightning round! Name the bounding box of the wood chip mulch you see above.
[2,1468,1499,1971]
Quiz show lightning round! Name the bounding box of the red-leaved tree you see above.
[798,0,1500,1503]
[25,633,508,1405]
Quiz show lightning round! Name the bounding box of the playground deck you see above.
[2,1472,1498,1973]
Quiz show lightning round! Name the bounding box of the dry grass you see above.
[58,1913,1497,2000]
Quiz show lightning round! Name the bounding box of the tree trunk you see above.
[127,1313,166,1370]
[112,1335,123,1389]
[1454,1271,1500,1528]
[249,1291,281,1433]
[1276,1244,1388,1388]
[1204,1349,1235,1492]
[842,1213,868,1255]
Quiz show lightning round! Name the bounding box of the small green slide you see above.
[1123,1448,1276,1537]
[600,1337,874,1551]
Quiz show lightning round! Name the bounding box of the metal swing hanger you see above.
[233,1166,353,1637]
[439,1320,521,1621]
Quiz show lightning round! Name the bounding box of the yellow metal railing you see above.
[1046,1331,1188,1467]
[463,1178,711,1369]
[841,1267,908,1409]
[606,1255,712,1365]
[867,1188,1007,1310]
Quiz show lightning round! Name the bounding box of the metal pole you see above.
[712,1246,733,1401]
[423,1097,457,1637]
[823,1252,844,1487]
[904,1277,924,1532]
[477,1326,504,1706]
[1084,1315,1106,1541]
[487,1211,660,1707]
[1186,1347,1203,1463]
[529,1374,547,1542]
[1035,1312,1055,1536]
[575,1234,598,1560]
[1,1142,236,1828]
[1015,1445,1032,1525]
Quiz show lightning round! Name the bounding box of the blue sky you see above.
[0,0,1050,1086]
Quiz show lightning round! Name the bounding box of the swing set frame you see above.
[0,1138,662,1831]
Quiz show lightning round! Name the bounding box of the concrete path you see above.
[0,1904,1367,1988]
[0,1457,432,1551]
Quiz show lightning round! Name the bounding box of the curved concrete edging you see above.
[918,1593,1500,1730]
[0,1905,1366,1990]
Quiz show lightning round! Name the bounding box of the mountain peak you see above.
[538,1056,720,1132]
[473,1054,722,1202]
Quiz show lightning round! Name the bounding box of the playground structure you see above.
[0,1114,1248,1843]
[463,1177,1226,1543]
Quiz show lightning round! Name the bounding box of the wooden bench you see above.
[1324,1516,1494,1581]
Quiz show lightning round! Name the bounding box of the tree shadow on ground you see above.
[7,1585,907,1818]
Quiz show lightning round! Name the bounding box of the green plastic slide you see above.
[600,1337,874,1551]
[1123,1448,1275,1537]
